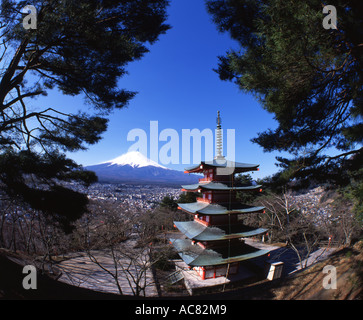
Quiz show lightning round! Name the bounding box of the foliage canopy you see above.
[206,0,362,189]
[0,0,170,232]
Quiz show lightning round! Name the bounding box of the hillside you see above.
[1,241,362,300]
[270,241,363,300]
[212,241,363,300]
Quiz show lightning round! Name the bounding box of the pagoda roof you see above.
[177,202,265,215]
[170,238,270,267]
[174,221,267,242]
[181,181,262,192]
[184,159,259,174]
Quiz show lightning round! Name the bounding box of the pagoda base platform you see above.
[173,259,264,296]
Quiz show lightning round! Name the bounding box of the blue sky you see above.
[40,0,286,180]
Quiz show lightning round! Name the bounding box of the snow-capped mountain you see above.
[101,151,168,169]
[85,151,200,186]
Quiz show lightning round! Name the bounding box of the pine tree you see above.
[206,0,362,189]
[0,0,170,232]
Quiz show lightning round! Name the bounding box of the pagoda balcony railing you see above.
[193,218,210,227]
[196,197,211,204]
[198,177,212,183]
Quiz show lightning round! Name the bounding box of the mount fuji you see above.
[85,151,200,186]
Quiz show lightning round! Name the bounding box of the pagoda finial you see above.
[217,111,221,129]
[215,111,224,160]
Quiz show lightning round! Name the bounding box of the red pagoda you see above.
[171,112,269,280]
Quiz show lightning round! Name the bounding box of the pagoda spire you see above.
[215,111,225,160]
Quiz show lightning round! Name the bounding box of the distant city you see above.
[67,181,181,211]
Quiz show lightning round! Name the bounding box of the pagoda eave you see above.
[174,221,267,241]
[184,160,259,174]
[181,182,262,192]
[177,202,265,216]
[171,238,270,267]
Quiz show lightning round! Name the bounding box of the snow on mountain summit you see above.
[86,151,199,185]
[102,151,168,169]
